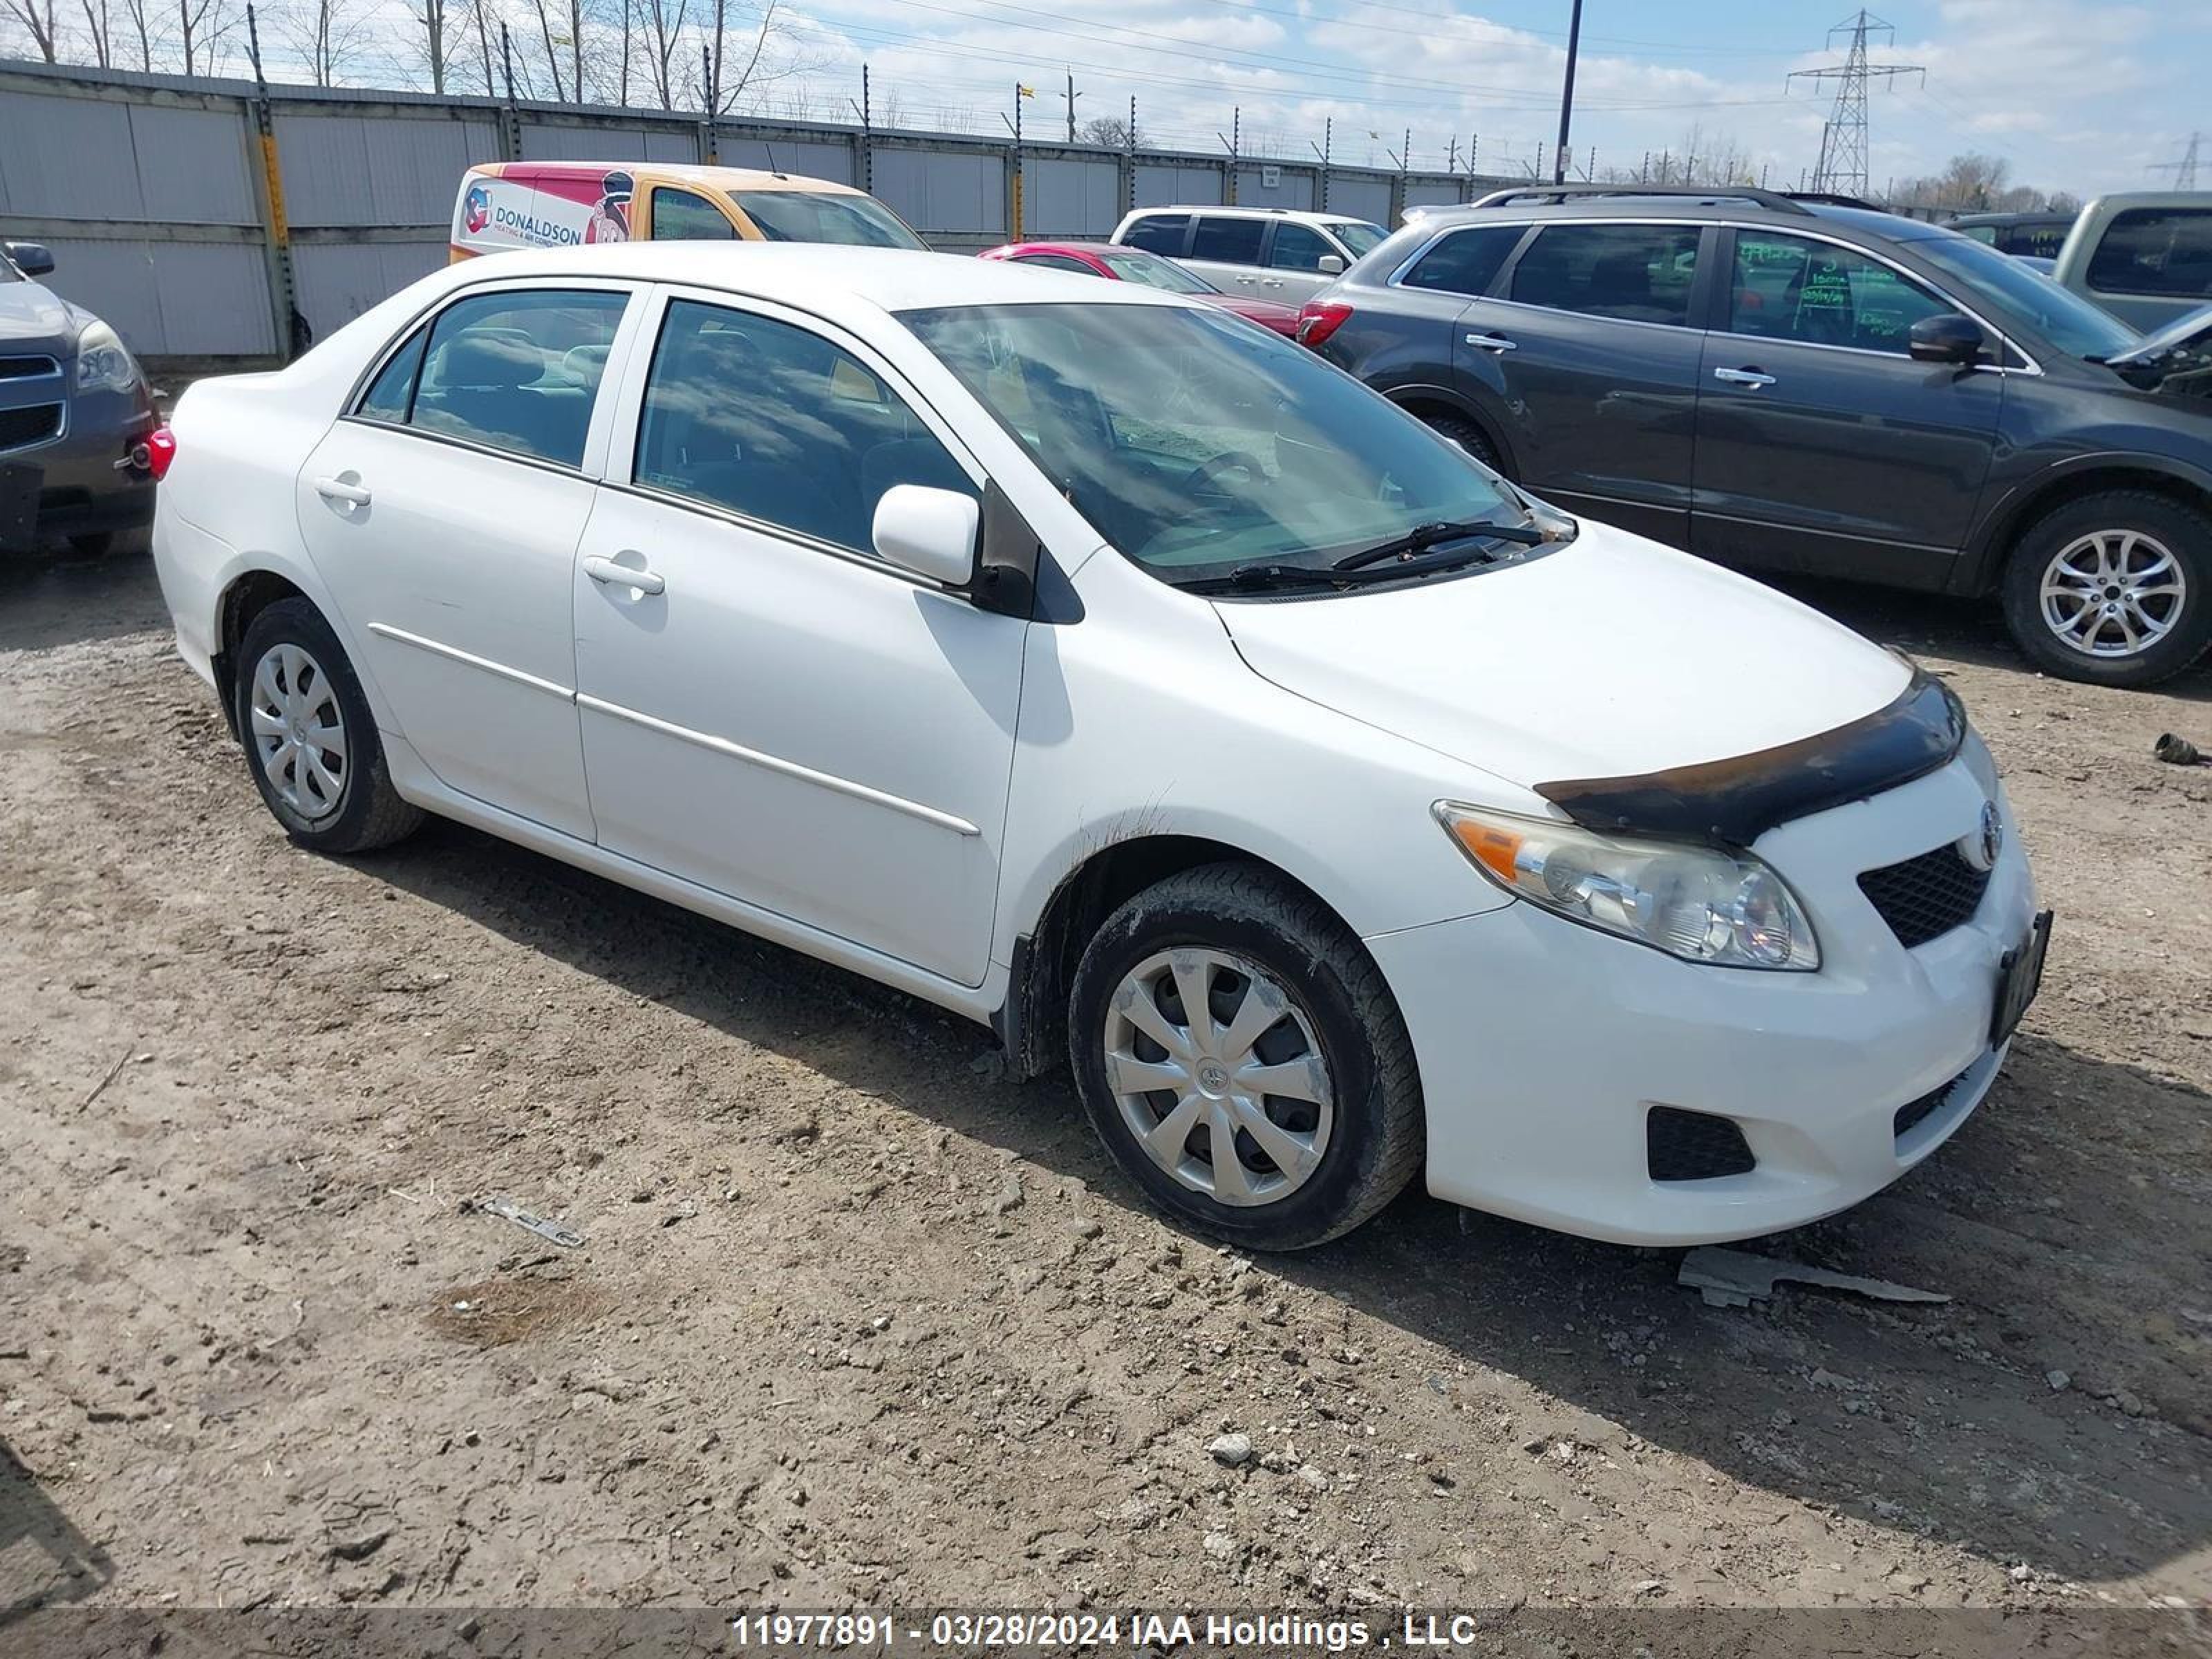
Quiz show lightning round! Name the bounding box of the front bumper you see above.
[0,382,157,551]
[1367,757,2038,1246]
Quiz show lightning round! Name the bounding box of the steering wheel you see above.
[1180,450,1269,496]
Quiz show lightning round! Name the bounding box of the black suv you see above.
[1303,185,2212,686]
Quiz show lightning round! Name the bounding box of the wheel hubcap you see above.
[1100,948,1333,1208]
[249,642,348,821]
[2038,529,2186,659]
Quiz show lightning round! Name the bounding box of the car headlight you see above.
[75,321,140,394]
[1435,802,1820,971]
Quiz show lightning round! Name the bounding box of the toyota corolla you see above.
[150,245,2047,1250]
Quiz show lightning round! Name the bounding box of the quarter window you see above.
[1190,216,1265,265]
[1268,223,1334,272]
[406,288,628,467]
[632,299,976,555]
[1728,233,1951,354]
[650,187,737,240]
[2085,207,2212,300]
[1402,225,1527,297]
[355,324,428,423]
[1122,214,1190,255]
[1508,223,1701,326]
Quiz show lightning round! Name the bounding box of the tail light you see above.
[142,424,176,481]
[1297,299,1353,348]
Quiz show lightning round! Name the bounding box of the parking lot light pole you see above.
[1553,0,1584,185]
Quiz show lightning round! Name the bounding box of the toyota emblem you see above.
[1959,800,2003,872]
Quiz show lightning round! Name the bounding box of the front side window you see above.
[1190,216,1265,265]
[405,288,628,467]
[1122,214,1190,255]
[732,191,925,249]
[2085,207,2212,300]
[1268,223,1334,272]
[1403,224,1527,297]
[1509,223,1701,326]
[903,302,1522,583]
[651,187,737,241]
[633,299,975,554]
[1729,232,1950,354]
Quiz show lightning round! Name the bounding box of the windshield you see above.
[1910,233,2139,360]
[1329,221,1387,259]
[1096,247,1213,294]
[733,191,926,250]
[902,301,1524,582]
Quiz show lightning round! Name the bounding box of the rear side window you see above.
[1268,223,1334,272]
[355,325,428,423]
[1013,253,1100,276]
[2086,208,2212,299]
[1122,214,1190,254]
[1402,225,1527,297]
[407,289,628,468]
[651,187,736,241]
[1728,233,1950,354]
[1509,223,1701,326]
[632,299,975,554]
[1190,216,1265,265]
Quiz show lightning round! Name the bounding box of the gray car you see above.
[1,239,160,555]
[1302,185,2212,687]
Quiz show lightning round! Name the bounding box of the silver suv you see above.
[1110,206,1387,304]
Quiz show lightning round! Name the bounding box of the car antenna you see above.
[765,142,787,180]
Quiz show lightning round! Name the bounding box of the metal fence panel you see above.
[1026,156,1118,236]
[1403,179,1467,210]
[278,112,503,227]
[1233,165,1314,211]
[713,135,855,183]
[129,103,261,223]
[519,120,699,162]
[0,88,147,218]
[1133,162,1221,207]
[41,237,276,355]
[872,147,1004,238]
[1327,176,1392,225]
[294,241,447,341]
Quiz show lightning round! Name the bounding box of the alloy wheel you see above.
[1100,948,1334,1208]
[2038,529,2188,659]
[249,641,348,821]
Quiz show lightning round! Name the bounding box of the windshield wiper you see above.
[1331,518,1543,572]
[1178,534,1538,595]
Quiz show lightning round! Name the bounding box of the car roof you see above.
[468,160,864,196]
[435,243,1195,319]
[1945,210,2075,226]
[1125,204,1370,223]
[1400,195,1956,245]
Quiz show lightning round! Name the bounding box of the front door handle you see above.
[1714,367,1777,388]
[1260,277,1285,288]
[584,555,666,596]
[314,476,372,507]
[1463,332,1517,353]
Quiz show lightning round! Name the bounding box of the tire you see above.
[1999,490,2212,688]
[1423,412,1508,478]
[234,597,422,854]
[1067,863,1423,1251]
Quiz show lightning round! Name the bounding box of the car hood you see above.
[2105,301,2212,397]
[0,281,81,353]
[1215,518,1913,791]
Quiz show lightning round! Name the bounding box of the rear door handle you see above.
[1714,367,1777,388]
[584,555,665,596]
[1463,332,1517,353]
[314,476,372,506]
[1260,277,1285,288]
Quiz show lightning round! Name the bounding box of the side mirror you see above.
[1317,253,1345,275]
[872,484,980,587]
[4,240,55,277]
[1909,313,1984,366]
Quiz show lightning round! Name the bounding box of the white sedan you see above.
[150,244,2046,1250]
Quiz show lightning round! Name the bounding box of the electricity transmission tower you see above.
[1788,10,1924,198]
[2150,131,2201,189]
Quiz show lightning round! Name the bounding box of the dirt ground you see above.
[2,549,2209,1625]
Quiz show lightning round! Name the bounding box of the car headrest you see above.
[441,331,543,391]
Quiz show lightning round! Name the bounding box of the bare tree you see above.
[414,0,445,93]
[78,0,116,64]
[525,0,565,99]
[636,0,686,109]
[1,0,62,61]
[1078,113,1130,149]
[118,0,160,66]
[176,0,236,74]
[282,0,371,85]
[467,0,494,93]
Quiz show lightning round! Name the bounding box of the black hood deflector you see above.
[1535,670,1967,848]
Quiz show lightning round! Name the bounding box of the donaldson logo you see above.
[462,184,491,234]
[491,203,582,246]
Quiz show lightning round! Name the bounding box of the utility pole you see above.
[2150,131,2202,190]
[1788,10,1924,198]
[1552,0,1584,185]
[1058,68,1080,144]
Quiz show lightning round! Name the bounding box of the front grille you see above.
[0,355,59,380]
[1894,1063,1973,1142]
[1859,843,1990,949]
[0,404,62,451]
[1648,1106,1756,1182]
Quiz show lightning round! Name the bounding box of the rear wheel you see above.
[2000,490,2212,686]
[1421,412,1507,477]
[1067,864,1423,1251]
[234,598,422,853]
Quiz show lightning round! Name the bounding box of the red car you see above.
[976,241,1305,338]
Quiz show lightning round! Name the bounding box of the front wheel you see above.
[2000,491,2212,687]
[1421,412,1508,478]
[1067,864,1423,1251]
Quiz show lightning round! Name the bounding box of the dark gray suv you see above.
[1303,185,2212,686]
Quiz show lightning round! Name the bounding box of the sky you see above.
[738,0,2209,194]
